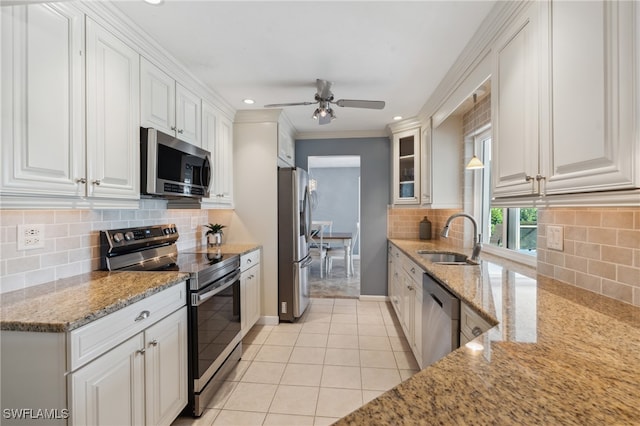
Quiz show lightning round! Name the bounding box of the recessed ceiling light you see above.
[243,99,255,105]
[144,0,164,4]
[393,115,403,121]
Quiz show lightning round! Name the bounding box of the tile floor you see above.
[309,259,360,299]
[171,298,418,426]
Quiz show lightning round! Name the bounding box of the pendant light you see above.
[466,92,485,170]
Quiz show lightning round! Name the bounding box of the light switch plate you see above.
[546,225,564,251]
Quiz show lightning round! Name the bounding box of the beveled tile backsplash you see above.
[537,207,640,307]
[0,200,234,293]
[388,206,640,307]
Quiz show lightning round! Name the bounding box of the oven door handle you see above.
[192,270,241,307]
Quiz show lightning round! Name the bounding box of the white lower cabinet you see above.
[240,249,261,335]
[0,284,188,426]
[388,243,425,369]
[70,305,188,426]
[460,302,492,346]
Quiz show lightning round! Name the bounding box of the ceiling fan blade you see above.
[316,79,333,100]
[335,99,386,109]
[264,101,316,108]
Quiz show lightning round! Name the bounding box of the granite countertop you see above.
[336,238,640,425]
[0,271,190,333]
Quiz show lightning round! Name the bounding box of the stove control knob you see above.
[124,231,135,241]
[113,232,124,243]
[164,228,170,235]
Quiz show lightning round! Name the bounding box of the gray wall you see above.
[309,166,360,255]
[296,137,390,296]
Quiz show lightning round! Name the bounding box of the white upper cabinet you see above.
[175,83,202,146]
[140,57,201,146]
[201,101,234,207]
[392,126,421,205]
[1,5,139,205]
[1,3,85,198]
[85,18,140,200]
[140,58,175,136]
[491,2,542,198]
[543,0,637,195]
[492,0,639,201]
[419,123,433,205]
[278,125,295,167]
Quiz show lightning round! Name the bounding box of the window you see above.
[470,128,537,261]
[489,208,537,254]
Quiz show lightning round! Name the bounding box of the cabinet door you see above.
[278,128,295,166]
[85,18,140,199]
[144,307,188,426]
[420,124,432,205]
[492,3,541,198]
[70,334,145,426]
[241,264,261,335]
[1,3,84,197]
[175,83,201,146]
[393,128,420,204]
[202,103,233,206]
[400,272,413,339]
[412,282,423,368]
[214,113,234,204]
[140,58,176,136]
[544,0,636,194]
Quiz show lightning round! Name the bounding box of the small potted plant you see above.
[204,223,226,247]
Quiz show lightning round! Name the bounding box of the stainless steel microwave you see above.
[140,127,211,199]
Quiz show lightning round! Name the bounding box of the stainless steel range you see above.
[100,224,242,417]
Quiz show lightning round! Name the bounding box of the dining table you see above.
[318,231,353,277]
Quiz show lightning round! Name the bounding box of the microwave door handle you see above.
[192,270,240,306]
[203,154,212,193]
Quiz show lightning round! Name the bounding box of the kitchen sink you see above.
[416,250,478,265]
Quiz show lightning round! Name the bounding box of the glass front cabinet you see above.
[392,126,421,205]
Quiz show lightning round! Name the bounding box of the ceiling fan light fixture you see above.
[312,108,320,120]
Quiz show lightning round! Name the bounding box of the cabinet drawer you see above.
[401,256,424,283]
[69,282,186,371]
[241,249,260,272]
[460,303,491,341]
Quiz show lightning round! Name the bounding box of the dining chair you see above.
[309,223,329,278]
[327,222,360,276]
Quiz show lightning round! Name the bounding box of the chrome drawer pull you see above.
[135,310,150,322]
[149,339,158,347]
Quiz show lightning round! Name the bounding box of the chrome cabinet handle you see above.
[76,178,86,184]
[177,129,184,134]
[472,326,483,337]
[136,348,146,355]
[92,179,101,186]
[410,267,416,274]
[149,339,158,347]
[171,126,176,131]
[135,310,150,322]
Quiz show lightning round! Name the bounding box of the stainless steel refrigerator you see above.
[278,167,312,322]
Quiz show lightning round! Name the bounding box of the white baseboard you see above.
[258,316,279,326]
[359,295,389,302]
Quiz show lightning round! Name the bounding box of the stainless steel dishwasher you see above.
[422,273,460,367]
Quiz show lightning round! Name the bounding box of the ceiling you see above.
[112,0,496,136]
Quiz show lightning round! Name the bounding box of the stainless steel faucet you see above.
[441,213,482,263]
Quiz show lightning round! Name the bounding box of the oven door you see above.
[190,268,241,393]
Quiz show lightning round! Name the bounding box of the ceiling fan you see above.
[264,79,385,125]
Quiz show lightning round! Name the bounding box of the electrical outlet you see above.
[17,224,45,250]
[546,225,564,251]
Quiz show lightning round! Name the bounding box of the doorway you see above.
[308,155,361,298]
